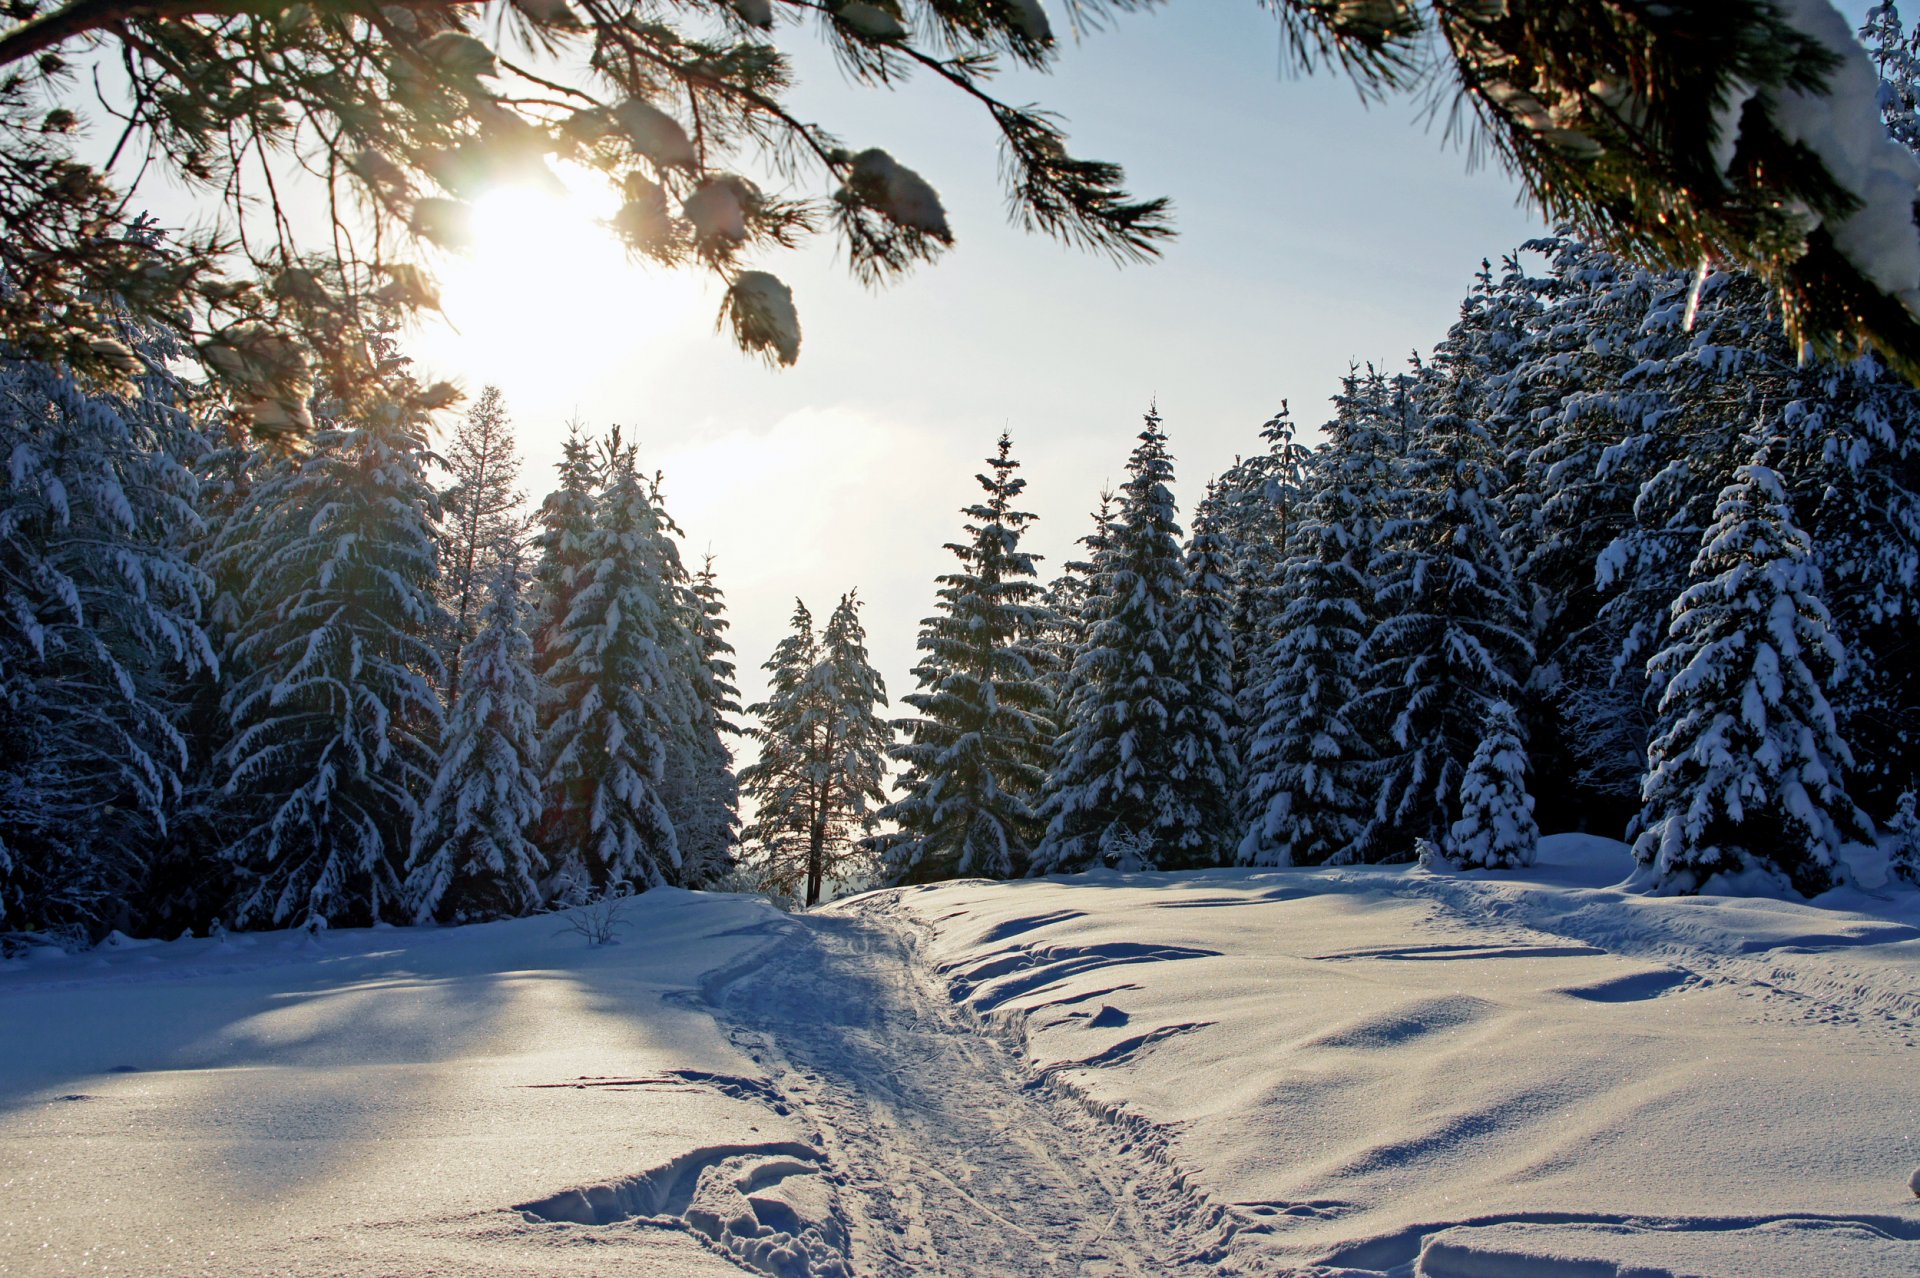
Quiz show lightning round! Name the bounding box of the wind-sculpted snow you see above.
[516,1141,849,1276]
[885,837,1920,1276]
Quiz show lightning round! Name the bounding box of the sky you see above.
[402,2,1562,718]
[390,0,1885,732]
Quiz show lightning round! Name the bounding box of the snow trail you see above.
[691,893,1258,1277]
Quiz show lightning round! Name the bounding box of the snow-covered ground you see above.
[4,838,1917,1276]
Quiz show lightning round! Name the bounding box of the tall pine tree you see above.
[879,434,1055,883]
[213,383,447,928]
[1634,461,1869,896]
[1034,408,1195,872]
[407,559,547,922]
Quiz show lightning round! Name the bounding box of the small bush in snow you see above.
[556,882,632,946]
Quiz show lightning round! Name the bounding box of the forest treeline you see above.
[7,8,1920,946]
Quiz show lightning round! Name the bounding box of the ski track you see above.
[684,896,1261,1278]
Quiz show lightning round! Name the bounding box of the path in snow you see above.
[677,893,1259,1278]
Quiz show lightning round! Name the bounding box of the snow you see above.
[6,845,1916,1276]
[1771,0,1920,306]
[880,836,1920,1275]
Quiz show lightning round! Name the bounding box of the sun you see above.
[421,163,704,397]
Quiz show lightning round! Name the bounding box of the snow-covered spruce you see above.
[1634,461,1870,896]
[1446,700,1539,870]
[740,593,891,906]
[1197,402,1310,767]
[212,397,447,928]
[1163,500,1240,869]
[540,446,682,898]
[1888,791,1920,885]
[878,433,1055,884]
[1351,372,1532,863]
[407,561,547,923]
[1034,407,1196,873]
[659,553,742,890]
[1237,372,1395,867]
[0,310,213,934]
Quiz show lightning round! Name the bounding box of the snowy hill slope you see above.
[2,841,1916,1277]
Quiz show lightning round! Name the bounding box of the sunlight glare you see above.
[426,164,704,399]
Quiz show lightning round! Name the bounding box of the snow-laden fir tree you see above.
[1634,461,1870,897]
[0,312,213,937]
[878,434,1055,883]
[407,559,547,922]
[1445,700,1539,869]
[540,445,682,898]
[1034,407,1194,872]
[740,593,891,906]
[1353,378,1533,862]
[1888,791,1920,885]
[1162,499,1239,868]
[659,552,742,889]
[1199,404,1311,693]
[213,386,447,928]
[437,384,526,699]
[529,424,599,680]
[1238,370,1400,866]
[1775,354,1920,816]
[1035,490,1113,720]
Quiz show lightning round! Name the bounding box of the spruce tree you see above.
[1888,791,1920,885]
[529,425,599,680]
[879,434,1055,883]
[407,560,547,922]
[1445,700,1539,870]
[1163,503,1240,868]
[213,392,446,928]
[1354,393,1533,862]
[437,384,526,698]
[541,446,682,897]
[1239,370,1399,866]
[1634,462,1869,896]
[0,315,213,937]
[659,550,742,889]
[1034,408,1194,872]
[1201,405,1311,768]
[740,593,891,906]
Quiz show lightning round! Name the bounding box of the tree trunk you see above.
[806,813,826,907]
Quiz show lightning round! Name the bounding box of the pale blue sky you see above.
[400,1,1886,714]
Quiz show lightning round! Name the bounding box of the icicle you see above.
[1684,256,1711,331]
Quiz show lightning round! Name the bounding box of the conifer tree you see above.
[213,389,447,928]
[1034,408,1194,872]
[1888,790,1920,885]
[407,560,547,922]
[0,315,213,936]
[529,425,599,680]
[659,551,741,889]
[1163,503,1240,868]
[1239,371,1399,866]
[879,434,1055,883]
[1201,405,1311,761]
[1035,490,1114,719]
[1445,700,1539,870]
[1355,391,1533,861]
[1634,462,1869,896]
[541,446,682,897]
[437,384,526,698]
[740,594,891,906]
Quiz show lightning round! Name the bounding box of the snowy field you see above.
[3,838,1917,1277]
